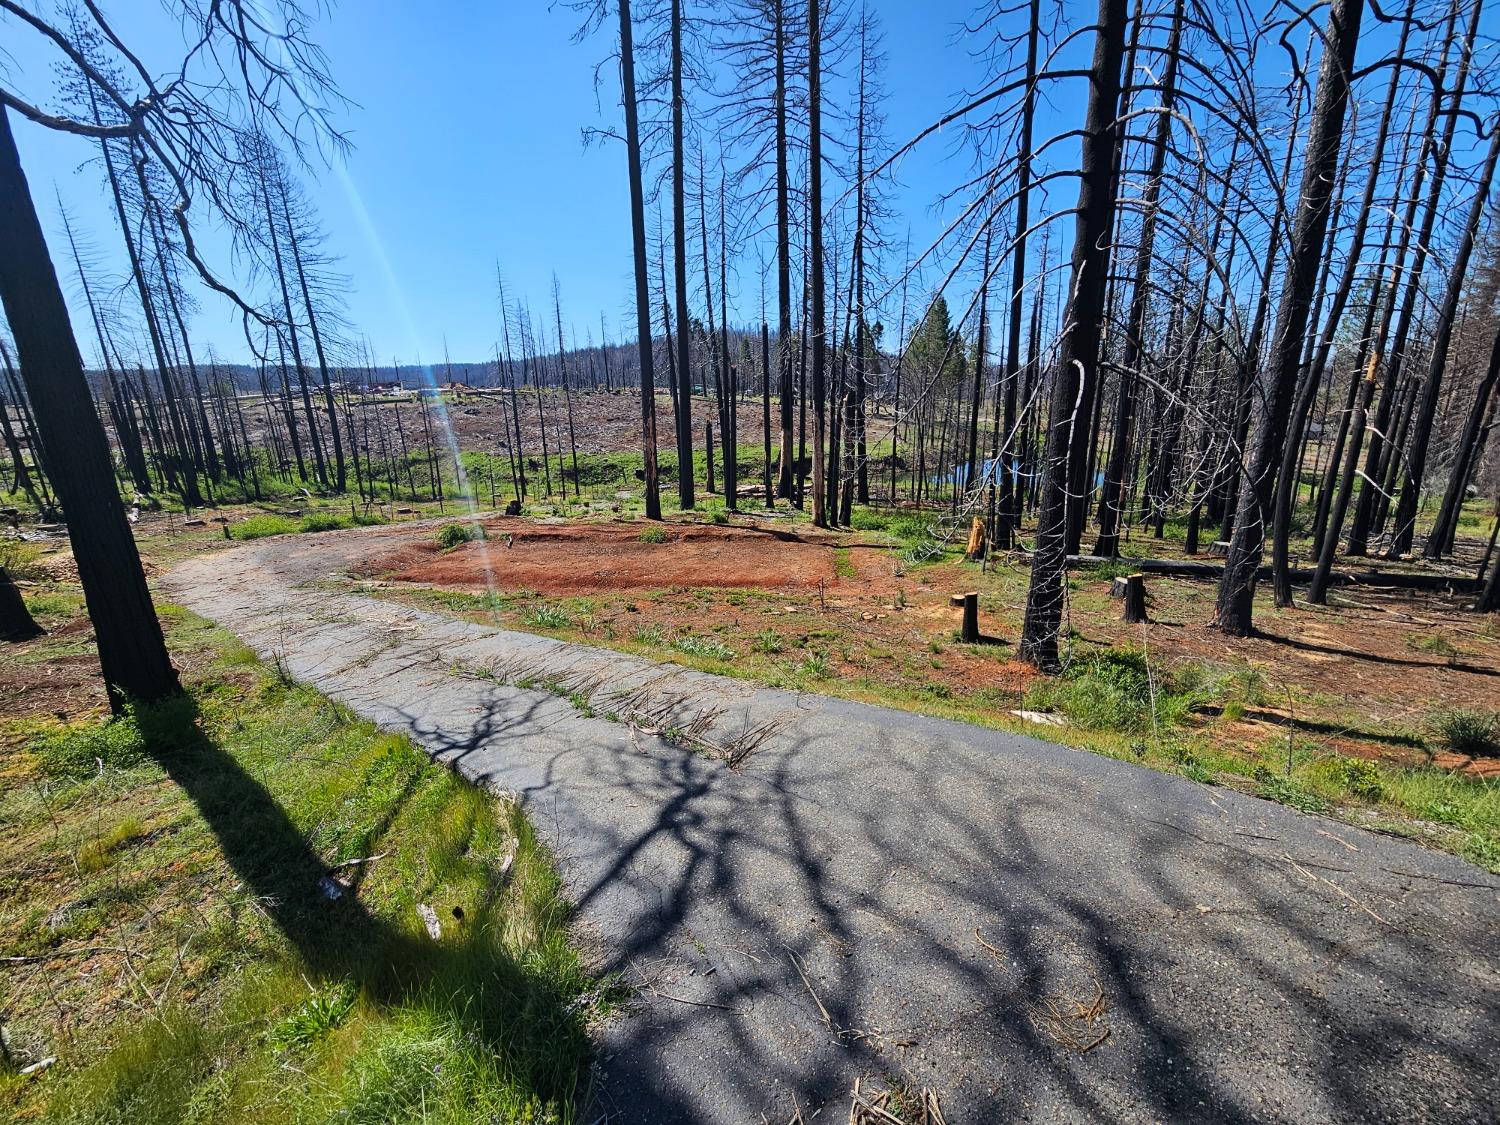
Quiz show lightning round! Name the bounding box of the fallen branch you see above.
[1283,853,1389,925]
[330,851,389,870]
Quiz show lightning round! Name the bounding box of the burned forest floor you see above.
[319,503,1500,873]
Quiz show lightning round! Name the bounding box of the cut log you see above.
[0,566,43,641]
[950,591,980,643]
[1121,573,1149,623]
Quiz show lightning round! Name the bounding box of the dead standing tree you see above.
[1213,0,1364,636]
[1019,0,1129,669]
[0,0,347,710]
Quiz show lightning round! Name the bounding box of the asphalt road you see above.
[163,525,1500,1124]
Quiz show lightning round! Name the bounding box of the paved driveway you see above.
[164,528,1499,1123]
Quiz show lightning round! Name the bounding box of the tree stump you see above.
[0,566,43,642]
[1207,540,1231,557]
[1120,574,1149,624]
[964,516,987,561]
[950,591,980,643]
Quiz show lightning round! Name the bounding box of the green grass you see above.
[1023,648,1198,732]
[637,526,669,544]
[231,511,386,541]
[1,614,606,1122]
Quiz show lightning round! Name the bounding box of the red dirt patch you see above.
[357,519,893,596]
[0,630,108,728]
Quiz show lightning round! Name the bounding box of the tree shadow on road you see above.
[395,685,1500,1124]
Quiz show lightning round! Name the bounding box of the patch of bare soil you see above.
[358,515,1498,777]
[0,618,108,727]
[357,518,895,596]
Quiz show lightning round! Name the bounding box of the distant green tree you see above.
[907,295,965,394]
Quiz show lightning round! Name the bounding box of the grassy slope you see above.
[1,606,609,1123]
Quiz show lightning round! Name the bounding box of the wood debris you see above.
[1028,977,1111,1053]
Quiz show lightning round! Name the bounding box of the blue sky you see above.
[7,0,1000,366]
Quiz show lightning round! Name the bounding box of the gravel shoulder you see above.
[163,526,1500,1124]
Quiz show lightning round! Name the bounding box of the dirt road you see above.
[164,524,1500,1124]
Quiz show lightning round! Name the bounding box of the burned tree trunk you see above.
[0,566,42,642]
[1428,325,1500,558]
[1389,125,1500,557]
[1213,0,1362,636]
[1019,0,1127,670]
[0,106,180,710]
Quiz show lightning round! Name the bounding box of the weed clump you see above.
[1428,708,1499,758]
[753,628,784,654]
[1308,755,1386,802]
[673,634,736,661]
[1253,766,1329,814]
[520,603,572,629]
[436,522,485,549]
[638,526,669,544]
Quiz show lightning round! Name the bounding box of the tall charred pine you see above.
[1019,0,1127,670]
[1213,0,1362,635]
[0,106,180,710]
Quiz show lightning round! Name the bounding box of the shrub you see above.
[1310,756,1386,802]
[0,537,44,580]
[638,526,669,544]
[1428,708,1500,759]
[436,522,485,549]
